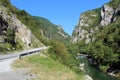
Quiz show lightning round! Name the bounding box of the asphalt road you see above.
[0,47,47,80]
[0,47,47,61]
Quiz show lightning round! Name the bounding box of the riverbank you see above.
[84,75,93,80]
[88,58,120,79]
[80,58,120,80]
[107,71,120,78]
[79,63,93,80]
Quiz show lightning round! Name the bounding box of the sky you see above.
[11,0,110,35]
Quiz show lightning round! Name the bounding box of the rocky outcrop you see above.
[72,3,120,43]
[0,2,42,49]
[100,4,114,26]
[100,4,120,26]
[57,25,69,38]
[0,11,31,48]
[71,9,99,43]
[84,75,93,80]
[0,13,9,43]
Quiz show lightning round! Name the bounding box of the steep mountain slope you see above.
[0,0,70,53]
[7,2,70,44]
[72,0,120,44]
[72,8,100,43]
[0,0,43,53]
[32,16,70,43]
[72,0,120,77]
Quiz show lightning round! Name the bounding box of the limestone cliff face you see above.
[0,2,42,49]
[100,4,114,26]
[101,4,120,26]
[72,9,99,43]
[72,2,120,43]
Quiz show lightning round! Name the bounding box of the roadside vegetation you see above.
[12,52,84,80]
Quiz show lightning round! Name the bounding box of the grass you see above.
[12,53,84,80]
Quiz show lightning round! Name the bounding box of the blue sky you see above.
[11,0,110,35]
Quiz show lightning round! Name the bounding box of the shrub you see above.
[48,41,71,66]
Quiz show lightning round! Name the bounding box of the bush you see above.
[48,41,71,66]
[99,65,109,72]
[108,0,120,9]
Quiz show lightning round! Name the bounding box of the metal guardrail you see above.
[0,47,47,60]
[18,48,44,59]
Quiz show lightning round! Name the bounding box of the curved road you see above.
[0,47,47,80]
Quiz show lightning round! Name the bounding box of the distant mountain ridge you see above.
[33,16,70,42]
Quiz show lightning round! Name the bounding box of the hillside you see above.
[9,3,70,44]
[72,0,120,77]
[0,0,43,54]
[33,16,70,43]
[0,0,70,53]
[0,1,85,80]
[1,0,120,79]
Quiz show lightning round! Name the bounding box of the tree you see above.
[48,41,70,66]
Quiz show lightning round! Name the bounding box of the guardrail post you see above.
[18,54,21,59]
[28,52,30,56]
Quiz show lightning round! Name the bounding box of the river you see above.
[80,58,120,80]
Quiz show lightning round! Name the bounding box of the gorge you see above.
[0,0,120,80]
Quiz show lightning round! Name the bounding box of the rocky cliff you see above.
[72,0,120,77]
[0,1,43,50]
[0,0,70,53]
[72,8,100,43]
[72,0,120,43]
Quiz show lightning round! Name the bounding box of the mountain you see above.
[0,0,43,52]
[72,0,120,77]
[72,0,120,44]
[0,0,70,53]
[33,16,70,43]
[72,8,100,43]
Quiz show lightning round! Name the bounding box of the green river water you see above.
[80,58,120,80]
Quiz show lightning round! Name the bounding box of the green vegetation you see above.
[0,0,70,53]
[0,43,12,54]
[6,27,15,47]
[12,54,84,80]
[0,1,84,78]
[13,10,70,45]
[81,8,101,32]
[48,41,71,65]
[1,0,120,79]
[34,16,70,43]
[78,28,119,72]
[108,0,120,9]
[47,40,85,75]
[9,8,70,44]
[77,9,120,73]
[0,0,10,7]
